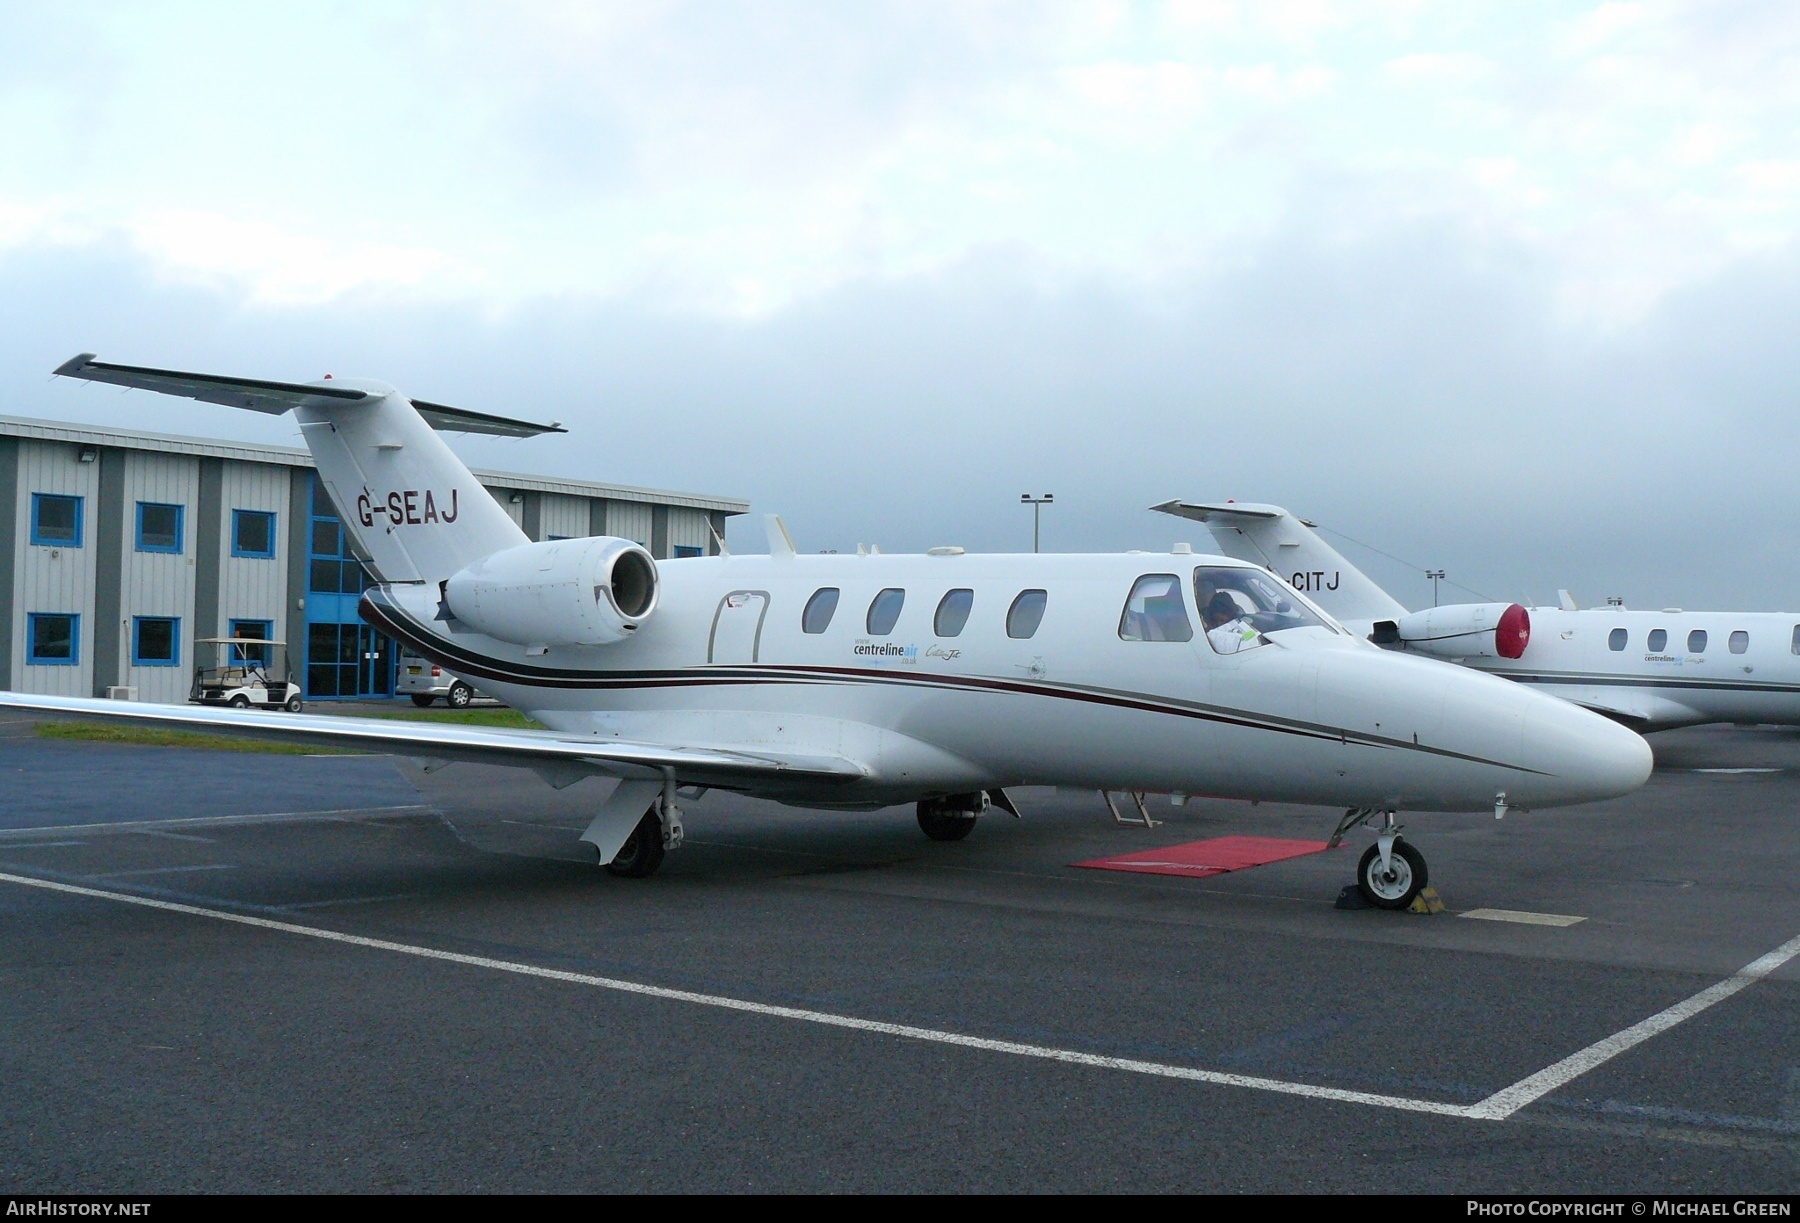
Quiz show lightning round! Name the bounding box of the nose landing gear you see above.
[1330,807,1430,910]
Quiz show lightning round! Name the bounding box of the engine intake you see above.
[1392,602,1529,660]
[444,536,658,648]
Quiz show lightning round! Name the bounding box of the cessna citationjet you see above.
[1158,499,1800,732]
[0,357,1652,909]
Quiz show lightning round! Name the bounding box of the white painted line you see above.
[0,840,87,850]
[1461,908,1586,928]
[1693,768,1780,774]
[0,870,1479,1119]
[1465,931,1800,1121]
[0,805,433,840]
[5,869,1793,1126]
[92,864,237,879]
[130,828,217,844]
[277,893,423,911]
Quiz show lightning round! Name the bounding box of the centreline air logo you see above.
[357,488,460,528]
[854,639,918,664]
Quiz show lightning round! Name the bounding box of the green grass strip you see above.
[35,722,354,754]
[32,704,540,753]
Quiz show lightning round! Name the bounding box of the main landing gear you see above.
[605,807,666,878]
[1329,807,1429,910]
[601,774,689,879]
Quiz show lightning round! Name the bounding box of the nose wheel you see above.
[1356,839,1427,909]
[1330,807,1430,910]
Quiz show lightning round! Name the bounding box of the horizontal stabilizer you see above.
[0,692,865,788]
[53,354,565,437]
[1150,500,1286,524]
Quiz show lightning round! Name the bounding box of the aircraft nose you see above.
[1523,694,1653,804]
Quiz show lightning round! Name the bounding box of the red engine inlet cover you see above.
[1497,603,1530,659]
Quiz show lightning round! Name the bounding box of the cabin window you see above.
[1119,574,1193,642]
[1687,629,1707,654]
[1791,625,1799,655]
[1608,628,1627,651]
[136,502,184,554]
[1006,590,1047,640]
[1647,629,1667,652]
[801,588,839,634]
[1193,565,1328,654]
[1730,630,1749,655]
[866,588,905,636]
[934,589,974,638]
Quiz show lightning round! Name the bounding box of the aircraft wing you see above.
[53,353,565,438]
[0,692,865,788]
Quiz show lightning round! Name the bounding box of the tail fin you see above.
[1151,500,1410,628]
[54,354,560,582]
[294,391,529,582]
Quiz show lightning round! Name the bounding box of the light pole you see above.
[1020,493,1054,554]
[1426,569,1445,607]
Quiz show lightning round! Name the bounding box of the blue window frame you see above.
[136,502,184,553]
[133,616,181,667]
[309,487,367,596]
[27,613,80,665]
[232,509,277,558]
[673,545,703,558]
[30,494,83,547]
[229,618,274,667]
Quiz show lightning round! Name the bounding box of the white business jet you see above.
[0,357,1653,909]
[1156,500,1800,732]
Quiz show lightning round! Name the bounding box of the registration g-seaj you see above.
[2,356,1653,910]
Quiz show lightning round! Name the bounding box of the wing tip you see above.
[53,352,97,379]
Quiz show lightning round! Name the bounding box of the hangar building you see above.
[0,414,746,703]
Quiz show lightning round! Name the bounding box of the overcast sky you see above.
[3,1,1798,609]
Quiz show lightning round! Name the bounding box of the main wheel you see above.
[410,693,435,708]
[284,693,303,713]
[1356,840,1428,910]
[228,694,250,709]
[604,809,667,878]
[917,800,977,842]
[446,681,473,709]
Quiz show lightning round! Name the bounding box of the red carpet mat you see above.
[1073,835,1332,879]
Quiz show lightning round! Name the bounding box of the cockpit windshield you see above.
[1193,566,1332,654]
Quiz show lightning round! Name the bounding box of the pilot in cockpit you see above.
[1202,589,1261,655]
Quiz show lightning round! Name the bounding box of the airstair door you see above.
[709,590,770,664]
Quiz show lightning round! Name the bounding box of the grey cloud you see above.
[5,199,1799,613]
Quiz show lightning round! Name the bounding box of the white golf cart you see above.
[190,637,303,712]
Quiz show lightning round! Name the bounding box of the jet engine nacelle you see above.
[1387,602,1530,660]
[444,536,658,648]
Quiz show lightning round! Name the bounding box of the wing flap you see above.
[0,693,866,787]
